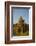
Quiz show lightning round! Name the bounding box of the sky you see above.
[11,7,29,24]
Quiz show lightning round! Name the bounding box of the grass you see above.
[13,31,29,36]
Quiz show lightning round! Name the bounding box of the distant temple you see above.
[13,16,29,36]
[13,16,25,34]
